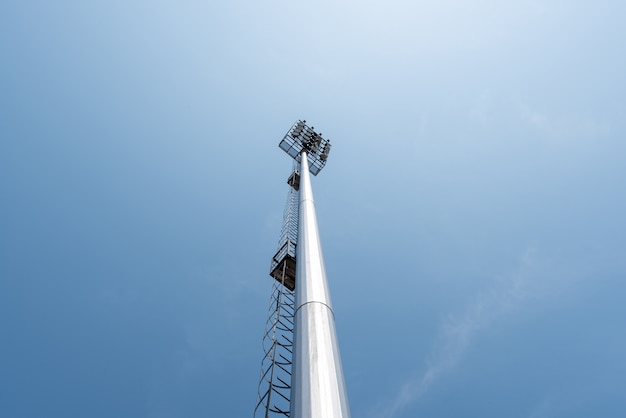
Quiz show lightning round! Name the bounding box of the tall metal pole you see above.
[291,151,351,418]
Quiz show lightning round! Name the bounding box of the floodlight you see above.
[278,120,332,175]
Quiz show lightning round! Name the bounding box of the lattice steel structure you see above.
[255,173,299,418]
[255,121,350,418]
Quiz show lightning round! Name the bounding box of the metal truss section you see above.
[255,262,296,418]
[269,174,299,290]
[277,178,299,248]
[269,240,296,291]
[278,120,332,176]
[255,171,300,417]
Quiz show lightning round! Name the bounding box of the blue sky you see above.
[2,1,625,417]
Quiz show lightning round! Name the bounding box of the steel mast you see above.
[291,150,350,418]
[255,121,350,418]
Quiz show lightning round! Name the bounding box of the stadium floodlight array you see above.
[278,120,332,176]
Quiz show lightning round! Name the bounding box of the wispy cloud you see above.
[376,248,579,418]
[467,91,611,141]
[515,99,611,141]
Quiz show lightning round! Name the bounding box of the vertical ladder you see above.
[254,168,300,418]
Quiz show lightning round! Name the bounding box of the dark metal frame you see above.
[278,120,332,176]
[255,169,300,418]
[254,269,295,418]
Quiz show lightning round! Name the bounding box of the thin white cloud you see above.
[515,98,611,141]
[467,91,611,141]
[376,248,581,418]
[526,397,555,418]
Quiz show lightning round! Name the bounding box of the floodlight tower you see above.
[255,121,350,418]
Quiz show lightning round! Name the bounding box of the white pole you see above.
[290,151,351,418]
